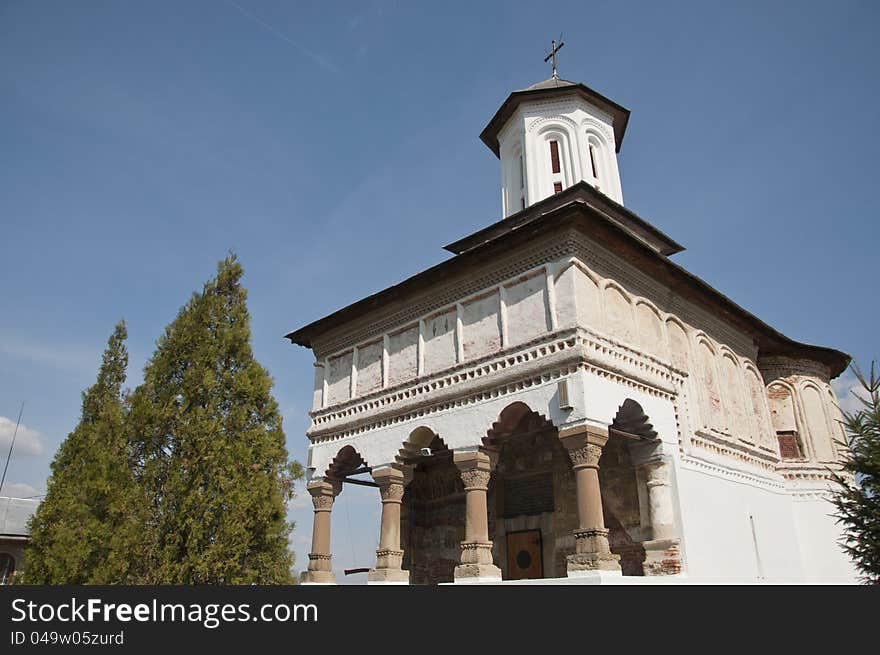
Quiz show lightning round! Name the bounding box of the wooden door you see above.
[506,530,543,580]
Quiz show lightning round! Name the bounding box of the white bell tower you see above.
[480,42,631,217]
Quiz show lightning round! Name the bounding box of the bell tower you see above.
[480,41,631,217]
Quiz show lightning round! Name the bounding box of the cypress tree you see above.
[24,321,133,584]
[128,254,301,584]
[832,364,880,584]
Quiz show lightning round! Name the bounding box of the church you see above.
[286,46,857,584]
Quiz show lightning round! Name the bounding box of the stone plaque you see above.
[503,473,554,517]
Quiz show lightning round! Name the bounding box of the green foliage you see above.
[125,254,302,584]
[831,363,880,585]
[24,321,134,584]
[23,255,303,585]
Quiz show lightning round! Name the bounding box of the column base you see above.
[567,551,621,573]
[453,563,503,582]
[367,568,410,585]
[300,570,337,584]
[642,538,682,576]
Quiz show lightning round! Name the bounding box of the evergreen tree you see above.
[127,254,301,584]
[831,364,880,585]
[24,321,133,584]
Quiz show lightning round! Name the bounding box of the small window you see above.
[777,431,802,459]
[0,553,14,585]
[589,143,599,179]
[549,140,561,174]
[520,197,525,209]
[553,182,563,194]
[519,155,524,189]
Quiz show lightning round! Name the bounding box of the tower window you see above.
[519,155,524,189]
[553,182,563,194]
[549,140,561,174]
[589,143,599,179]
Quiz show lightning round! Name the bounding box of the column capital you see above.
[307,479,341,511]
[558,425,609,469]
[453,450,492,490]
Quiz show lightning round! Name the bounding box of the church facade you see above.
[286,70,856,584]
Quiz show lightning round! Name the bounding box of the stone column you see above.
[453,450,501,581]
[558,425,621,573]
[368,467,409,584]
[637,458,682,575]
[301,479,340,584]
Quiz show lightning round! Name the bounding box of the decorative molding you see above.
[679,454,787,493]
[379,482,405,502]
[566,443,603,469]
[305,328,684,443]
[458,468,491,490]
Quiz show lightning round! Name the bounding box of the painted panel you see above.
[356,340,383,397]
[388,325,419,386]
[326,350,353,405]
[636,303,666,359]
[603,285,635,344]
[721,355,747,439]
[698,340,724,431]
[573,267,600,329]
[423,308,457,375]
[802,384,835,461]
[666,319,690,371]
[462,291,502,360]
[505,273,550,347]
[745,367,774,448]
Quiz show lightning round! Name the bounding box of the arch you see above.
[611,399,659,441]
[719,350,748,439]
[799,381,837,461]
[767,380,805,459]
[601,281,636,344]
[695,336,724,431]
[502,140,526,216]
[483,401,554,449]
[634,299,667,359]
[742,362,774,448]
[324,444,368,480]
[396,426,452,464]
[398,427,462,584]
[535,120,579,193]
[665,316,691,371]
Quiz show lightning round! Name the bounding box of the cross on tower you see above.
[544,38,565,79]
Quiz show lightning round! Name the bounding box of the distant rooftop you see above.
[0,497,39,537]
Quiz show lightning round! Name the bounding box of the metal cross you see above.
[544,38,564,79]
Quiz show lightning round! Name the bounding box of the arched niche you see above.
[483,402,576,580]
[395,427,462,585]
[767,381,805,459]
[800,382,836,462]
[325,444,368,480]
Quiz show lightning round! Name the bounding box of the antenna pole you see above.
[0,401,25,497]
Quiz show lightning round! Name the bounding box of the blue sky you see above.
[1,1,877,583]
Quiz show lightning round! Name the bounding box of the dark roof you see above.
[284,191,850,378]
[480,77,631,157]
[444,181,684,257]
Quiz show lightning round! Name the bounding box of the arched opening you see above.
[397,428,463,585]
[325,445,368,480]
[485,402,578,580]
[602,398,666,576]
